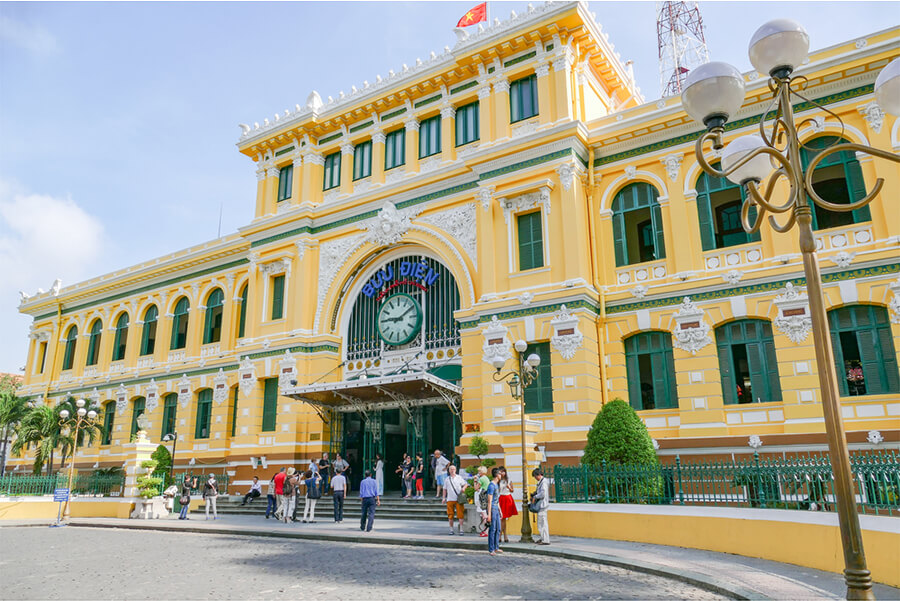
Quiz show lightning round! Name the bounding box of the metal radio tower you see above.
[657,1,710,97]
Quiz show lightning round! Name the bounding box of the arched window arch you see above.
[101,401,115,445]
[140,305,158,356]
[195,389,212,439]
[800,136,872,230]
[161,393,178,440]
[170,297,190,350]
[62,325,78,371]
[624,331,677,410]
[237,284,248,339]
[203,288,225,344]
[829,305,899,396]
[86,319,102,366]
[611,182,666,266]
[112,313,129,361]
[715,319,782,404]
[130,397,146,437]
[695,164,760,250]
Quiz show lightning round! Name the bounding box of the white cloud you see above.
[0,14,59,57]
[0,179,105,372]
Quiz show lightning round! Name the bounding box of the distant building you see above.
[12,3,899,488]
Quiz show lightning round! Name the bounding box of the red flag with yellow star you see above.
[456,3,487,27]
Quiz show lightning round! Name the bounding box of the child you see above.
[473,476,489,536]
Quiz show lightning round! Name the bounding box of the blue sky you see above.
[0,1,895,374]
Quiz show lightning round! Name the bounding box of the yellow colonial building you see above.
[13,2,900,489]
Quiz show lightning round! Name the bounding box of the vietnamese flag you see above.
[457,3,487,28]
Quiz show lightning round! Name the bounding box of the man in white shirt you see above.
[241,476,262,506]
[330,470,347,523]
[433,450,451,498]
[442,464,468,535]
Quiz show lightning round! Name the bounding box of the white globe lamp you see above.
[749,19,809,77]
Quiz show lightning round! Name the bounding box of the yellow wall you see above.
[0,499,136,520]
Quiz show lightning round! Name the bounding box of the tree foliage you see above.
[582,399,658,467]
[0,385,29,476]
[468,435,488,460]
[136,459,163,499]
[151,445,173,486]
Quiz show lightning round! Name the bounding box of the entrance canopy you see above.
[282,372,461,420]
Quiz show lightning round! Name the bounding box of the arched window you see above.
[112,313,129,361]
[696,164,760,250]
[161,393,178,439]
[130,397,146,437]
[86,320,102,366]
[140,305,158,356]
[611,183,666,266]
[829,305,899,396]
[624,331,678,410]
[715,319,782,404]
[195,389,212,439]
[170,297,190,350]
[203,288,224,344]
[101,401,115,445]
[237,285,248,339]
[62,325,78,371]
[800,136,872,230]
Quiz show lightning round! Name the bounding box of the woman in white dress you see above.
[375,453,384,496]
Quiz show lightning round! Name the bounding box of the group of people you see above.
[248,452,351,524]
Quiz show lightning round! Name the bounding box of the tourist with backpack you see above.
[300,470,322,523]
[281,467,297,523]
[442,464,468,535]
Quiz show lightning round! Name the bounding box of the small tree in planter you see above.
[582,399,661,503]
[133,459,165,519]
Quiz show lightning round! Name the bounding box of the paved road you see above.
[1,527,728,600]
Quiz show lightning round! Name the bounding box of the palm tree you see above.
[0,389,31,476]
[11,404,64,475]
[56,397,103,469]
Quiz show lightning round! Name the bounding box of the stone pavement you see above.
[3,515,898,600]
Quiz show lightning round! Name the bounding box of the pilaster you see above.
[404,118,420,173]
[371,130,386,184]
[264,166,280,216]
[493,78,511,140]
[290,152,303,205]
[550,48,574,122]
[477,83,492,144]
[340,143,354,195]
[440,105,456,163]
[535,62,553,126]
[302,152,324,205]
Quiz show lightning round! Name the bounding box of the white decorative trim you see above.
[671,297,712,355]
[476,185,495,212]
[266,167,280,179]
[518,292,534,306]
[493,78,510,94]
[440,105,456,120]
[630,285,648,299]
[145,379,159,414]
[278,351,297,393]
[238,357,258,396]
[748,435,763,449]
[340,142,355,156]
[212,369,229,405]
[482,316,512,368]
[831,251,855,268]
[888,277,900,324]
[115,384,128,416]
[660,154,683,181]
[772,282,812,344]
[176,374,192,409]
[857,101,884,134]
[624,165,637,180]
[314,232,368,332]
[867,430,884,445]
[555,161,581,192]
[497,186,551,225]
[360,200,420,247]
[550,305,583,360]
[722,270,743,285]
[535,62,551,78]
[417,203,478,270]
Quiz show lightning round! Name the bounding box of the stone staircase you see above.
[215,493,449,521]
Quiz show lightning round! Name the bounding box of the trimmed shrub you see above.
[582,399,658,467]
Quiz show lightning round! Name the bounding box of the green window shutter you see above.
[353,141,372,180]
[762,337,783,403]
[86,321,102,366]
[829,305,899,396]
[195,389,212,439]
[523,343,552,414]
[419,116,441,158]
[650,202,666,260]
[62,327,77,370]
[875,322,900,393]
[271,275,285,320]
[385,129,405,170]
[828,310,849,396]
[517,212,543,271]
[231,387,239,437]
[625,338,642,410]
[262,378,278,432]
[277,164,293,201]
[237,286,248,338]
[625,332,677,410]
[203,289,224,344]
[323,152,340,190]
[845,156,872,223]
[696,189,715,251]
[856,327,884,394]
[112,314,128,361]
[510,75,538,123]
[650,351,669,408]
[130,398,146,437]
[162,394,177,439]
[510,79,522,122]
[140,306,157,356]
[612,209,626,267]
[716,335,736,405]
[455,102,479,146]
[663,341,678,409]
[170,298,189,350]
[102,404,115,445]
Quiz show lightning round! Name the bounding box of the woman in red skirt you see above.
[497,466,517,543]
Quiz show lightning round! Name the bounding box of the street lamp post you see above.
[162,432,178,484]
[491,339,542,543]
[57,399,99,521]
[681,21,900,601]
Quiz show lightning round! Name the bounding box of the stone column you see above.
[253,163,267,218]
[290,152,303,205]
[340,142,354,195]
[264,166,280,215]
[551,50,575,122]
[477,83,492,144]
[440,105,456,163]
[493,78,511,141]
[371,130,386,184]
[535,62,553,126]
[302,152,324,205]
[404,117,420,173]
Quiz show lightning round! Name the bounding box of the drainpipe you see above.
[584,147,609,406]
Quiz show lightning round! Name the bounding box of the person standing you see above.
[485,467,503,555]
[300,470,322,523]
[330,468,347,523]
[178,475,196,520]
[273,467,287,521]
[375,453,385,497]
[241,476,262,506]
[531,467,550,545]
[442,464,468,535]
[359,469,380,532]
[472,476,488,536]
[433,450,450,499]
[264,474,277,519]
[332,453,349,486]
[404,457,416,500]
[497,466,517,544]
[282,467,297,523]
[414,451,425,500]
[395,453,410,498]
[318,452,331,497]
[203,474,219,520]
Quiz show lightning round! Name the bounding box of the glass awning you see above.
[281,371,461,419]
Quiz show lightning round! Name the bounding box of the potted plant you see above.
[132,459,165,519]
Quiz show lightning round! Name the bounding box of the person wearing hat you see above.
[203,474,219,520]
[282,467,298,523]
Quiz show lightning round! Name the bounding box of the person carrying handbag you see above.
[529,467,550,545]
[301,470,321,523]
[203,474,219,520]
[178,476,196,520]
[441,464,468,535]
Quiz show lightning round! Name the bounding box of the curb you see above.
[68,520,768,600]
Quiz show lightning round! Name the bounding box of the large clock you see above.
[377,293,422,346]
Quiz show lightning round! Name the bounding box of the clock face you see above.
[377,293,422,346]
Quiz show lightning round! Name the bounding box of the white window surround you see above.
[495,178,554,274]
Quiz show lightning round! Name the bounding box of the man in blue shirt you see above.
[485,467,503,555]
[359,469,380,532]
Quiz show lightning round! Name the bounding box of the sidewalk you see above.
[4,514,898,600]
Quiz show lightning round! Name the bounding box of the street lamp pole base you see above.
[519,505,533,543]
